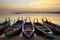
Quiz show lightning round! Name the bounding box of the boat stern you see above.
[47,32,55,39]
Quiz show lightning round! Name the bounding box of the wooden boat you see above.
[22,17,34,38]
[33,18,55,38]
[42,18,60,35]
[0,18,10,35]
[4,17,23,37]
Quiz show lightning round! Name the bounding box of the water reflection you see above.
[0,13,60,25]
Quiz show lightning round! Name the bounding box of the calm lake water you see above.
[0,13,60,25]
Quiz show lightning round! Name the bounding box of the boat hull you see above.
[34,27,55,39]
[4,27,22,37]
[48,27,60,35]
[0,23,10,35]
[23,31,34,38]
[43,22,60,35]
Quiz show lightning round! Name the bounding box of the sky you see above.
[0,0,60,11]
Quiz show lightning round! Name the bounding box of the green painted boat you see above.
[4,17,23,37]
[0,18,10,35]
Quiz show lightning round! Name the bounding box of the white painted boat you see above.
[22,17,34,38]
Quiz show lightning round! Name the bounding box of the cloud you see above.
[28,0,60,9]
[0,0,60,10]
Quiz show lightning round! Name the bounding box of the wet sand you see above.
[0,36,60,40]
[0,36,49,40]
[54,36,60,40]
[0,34,60,40]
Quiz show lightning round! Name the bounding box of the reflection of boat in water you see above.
[22,17,34,38]
[42,18,60,35]
[4,17,23,37]
[33,18,55,38]
[0,18,10,35]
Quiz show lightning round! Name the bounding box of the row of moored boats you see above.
[0,17,60,39]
